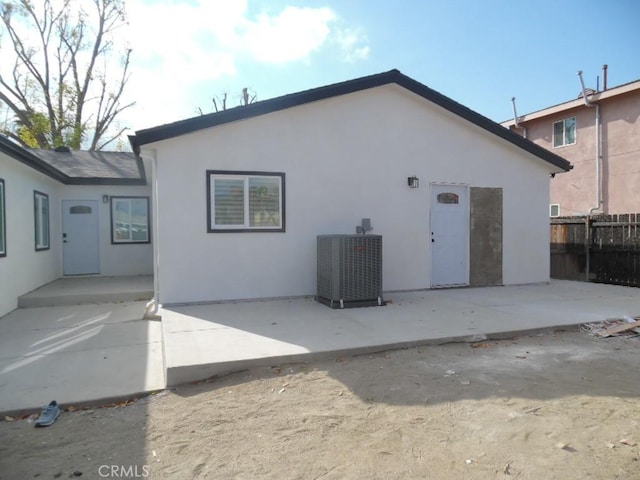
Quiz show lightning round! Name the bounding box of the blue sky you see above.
[122,0,639,130]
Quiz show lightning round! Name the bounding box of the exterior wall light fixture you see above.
[102,194,109,204]
[407,176,419,188]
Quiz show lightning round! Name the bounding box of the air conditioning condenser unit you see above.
[316,234,385,308]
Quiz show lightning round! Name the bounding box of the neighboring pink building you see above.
[502,72,640,216]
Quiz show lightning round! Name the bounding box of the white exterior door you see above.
[62,200,100,275]
[430,184,469,287]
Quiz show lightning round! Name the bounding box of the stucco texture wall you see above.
[0,155,153,318]
[600,93,640,213]
[0,154,61,317]
[524,91,640,215]
[59,184,153,276]
[147,84,554,304]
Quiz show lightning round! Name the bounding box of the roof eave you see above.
[133,70,403,147]
[0,136,69,183]
[64,177,147,186]
[133,69,572,173]
[502,79,640,126]
[1,136,148,184]
[391,75,572,172]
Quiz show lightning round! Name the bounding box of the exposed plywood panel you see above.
[470,187,503,286]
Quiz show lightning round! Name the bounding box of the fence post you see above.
[585,215,591,282]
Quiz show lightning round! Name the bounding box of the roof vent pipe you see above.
[602,64,608,91]
[510,96,527,139]
[511,97,519,127]
[577,70,592,105]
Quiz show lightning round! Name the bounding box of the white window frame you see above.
[550,204,560,218]
[553,117,576,147]
[34,190,50,251]
[0,179,5,257]
[207,170,285,233]
[110,196,151,244]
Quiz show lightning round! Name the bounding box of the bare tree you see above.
[199,87,257,115]
[0,0,134,151]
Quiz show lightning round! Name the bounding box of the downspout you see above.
[511,97,527,139]
[577,70,602,214]
[143,148,161,320]
[578,70,602,282]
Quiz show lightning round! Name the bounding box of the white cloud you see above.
[334,27,370,63]
[120,1,370,129]
[1,0,371,142]
[242,6,336,64]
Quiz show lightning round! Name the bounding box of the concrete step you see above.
[18,276,153,308]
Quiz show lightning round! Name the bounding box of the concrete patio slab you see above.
[0,301,164,416]
[3,278,640,414]
[161,280,640,386]
[17,275,153,308]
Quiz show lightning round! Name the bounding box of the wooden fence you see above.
[551,214,640,287]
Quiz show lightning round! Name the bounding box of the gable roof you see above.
[0,135,146,185]
[502,78,640,126]
[132,69,572,172]
[29,149,146,184]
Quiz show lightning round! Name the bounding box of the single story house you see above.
[0,137,153,317]
[131,69,572,307]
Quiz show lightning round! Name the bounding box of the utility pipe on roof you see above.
[511,97,527,139]
[577,70,602,215]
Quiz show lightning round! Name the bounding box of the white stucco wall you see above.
[0,153,62,317]
[146,84,554,305]
[0,154,153,318]
[58,182,153,276]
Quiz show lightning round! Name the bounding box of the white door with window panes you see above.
[430,184,469,287]
[63,200,100,275]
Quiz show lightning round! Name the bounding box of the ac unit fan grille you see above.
[317,234,383,307]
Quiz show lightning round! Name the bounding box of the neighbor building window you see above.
[553,117,576,147]
[207,170,285,232]
[0,179,5,257]
[550,204,560,217]
[34,190,50,251]
[110,197,150,244]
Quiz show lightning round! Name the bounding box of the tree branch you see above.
[0,0,131,150]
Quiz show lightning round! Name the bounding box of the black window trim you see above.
[206,170,286,233]
[34,190,50,251]
[110,195,151,245]
[0,178,5,258]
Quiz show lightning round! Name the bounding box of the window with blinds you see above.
[207,171,285,232]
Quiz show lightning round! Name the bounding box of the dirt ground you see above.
[2,330,640,480]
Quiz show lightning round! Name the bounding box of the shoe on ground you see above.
[35,400,60,427]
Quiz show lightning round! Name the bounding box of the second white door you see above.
[430,184,469,287]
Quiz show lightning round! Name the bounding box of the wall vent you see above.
[316,234,385,308]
